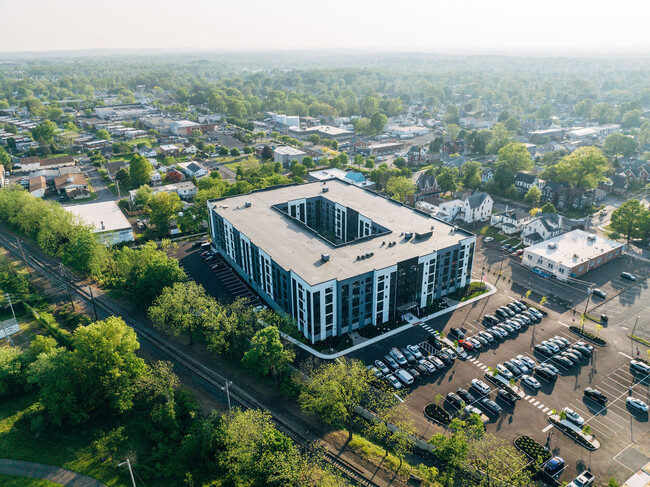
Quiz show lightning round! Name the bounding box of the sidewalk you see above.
[0,459,107,487]
[280,280,497,359]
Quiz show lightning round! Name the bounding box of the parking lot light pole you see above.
[582,288,592,332]
[118,459,136,487]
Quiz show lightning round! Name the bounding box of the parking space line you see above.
[542,424,553,432]
[613,445,641,474]
[558,322,570,328]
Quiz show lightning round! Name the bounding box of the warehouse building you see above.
[65,201,135,246]
[208,180,476,343]
[522,230,624,281]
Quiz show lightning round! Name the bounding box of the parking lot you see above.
[352,239,650,484]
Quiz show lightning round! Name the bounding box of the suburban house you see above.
[183,144,198,155]
[481,167,494,183]
[514,172,540,194]
[29,176,47,198]
[621,161,650,185]
[433,192,493,224]
[604,174,629,193]
[178,161,208,179]
[137,146,157,158]
[491,208,532,235]
[54,173,89,199]
[521,213,564,246]
[151,171,162,185]
[20,155,76,173]
[159,144,180,157]
[405,173,440,205]
[104,161,129,181]
[128,181,198,202]
[407,146,427,166]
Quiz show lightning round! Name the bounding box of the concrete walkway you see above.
[0,459,107,487]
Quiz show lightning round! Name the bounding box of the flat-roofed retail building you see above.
[208,180,476,343]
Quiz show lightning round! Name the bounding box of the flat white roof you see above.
[209,180,473,285]
[66,201,132,233]
[524,230,624,267]
[273,145,306,156]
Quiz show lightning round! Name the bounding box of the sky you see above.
[2,0,650,54]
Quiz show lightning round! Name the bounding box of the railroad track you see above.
[0,227,379,487]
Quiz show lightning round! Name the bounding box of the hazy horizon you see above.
[2,0,649,54]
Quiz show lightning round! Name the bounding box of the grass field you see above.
[0,394,127,487]
[124,137,156,147]
[475,225,508,242]
[0,474,60,486]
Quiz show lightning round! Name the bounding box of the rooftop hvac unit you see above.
[321,253,330,262]
[404,232,413,239]
[322,187,329,193]
[587,235,596,242]
[547,243,557,249]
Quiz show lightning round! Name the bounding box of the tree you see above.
[469,129,493,155]
[28,317,147,425]
[299,358,372,441]
[524,186,541,206]
[438,168,457,195]
[218,146,229,157]
[467,433,532,486]
[148,281,217,345]
[205,299,259,361]
[261,145,273,160]
[444,105,460,124]
[574,99,594,120]
[129,154,153,187]
[622,109,642,129]
[541,202,556,213]
[96,129,111,140]
[31,120,57,144]
[242,326,295,387]
[369,112,388,134]
[291,163,307,179]
[609,199,650,243]
[550,147,610,189]
[364,404,416,470]
[353,154,364,168]
[230,147,240,157]
[149,191,182,233]
[393,156,406,168]
[592,103,616,124]
[134,185,153,208]
[0,147,12,171]
[0,347,24,398]
[302,156,314,168]
[386,176,415,202]
[493,142,533,191]
[604,132,638,158]
[115,167,131,189]
[461,161,481,189]
[165,170,183,184]
[429,136,443,153]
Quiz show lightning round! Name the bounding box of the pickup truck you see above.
[567,471,595,487]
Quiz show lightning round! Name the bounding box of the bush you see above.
[25,304,72,348]
[424,403,451,425]
[569,326,606,346]
[514,436,551,462]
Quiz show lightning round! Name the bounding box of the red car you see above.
[458,339,474,351]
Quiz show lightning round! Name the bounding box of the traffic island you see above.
[423,403,451,426]
[514,435,552,463]
[548,415,600,450]
[569,326,607,347]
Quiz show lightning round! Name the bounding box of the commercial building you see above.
[522,230,624,281]
[208,180,476,343]
[65,201,135,246]
[273,146,308,167]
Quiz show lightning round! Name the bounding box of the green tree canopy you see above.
[129,154,153,187]
[242,326,295,387]
[149,191,182,233]
[492,142,532,191]
[524,185,541,206]
[386,175,415,203]
[541,202,556,213]
[604,132,638,158]
[609,199,650,243]
[542,146,610,189]
[31,120,58,144]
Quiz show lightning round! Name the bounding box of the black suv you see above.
[456,387,475,405]
[483,314,500,326]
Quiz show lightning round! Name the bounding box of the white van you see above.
[394,369,414,386]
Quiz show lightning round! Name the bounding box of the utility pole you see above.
[118,459,136,487]
[582,288,592,333]
[3,294,16,347]
[60,264,75,310]
[16,238,32,277]
[89,287,98,320]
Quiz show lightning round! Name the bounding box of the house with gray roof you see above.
[521,213,564,246]
[491,208,532,235]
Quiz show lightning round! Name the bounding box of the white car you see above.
[419,359,436,373]
[471,378,491,395]
[562,407,585,426]
[510,359,529,374]
[479,331,495,343]
[626,397,649,412]
[521,374,541,389]
[484,237,494,243]
[517,355,536,370]
[407,344,423,360]
[542,340,560,353]
[374,360,390,375]
[496,364,514,379]
[385,374,402,390]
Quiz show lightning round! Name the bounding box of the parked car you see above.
[544,456,565,476]
[484,237,494,243]
[480,398,503,415]
[562,407,585,426]
[390,348,408,366]
[401,347,417,363]
[542,340,560,353]
[584,387,608,405]
[394,369,415,386]
[479,331,495,343]
[534,344,554,356]
[471,378,491,395]
[468,337,482,350]
[406,367,421,381]
[501,323,516,334]
[521,374,541,389]
[535,367,557,382]
[458,339,474,351]
[567,470,595,487]
[385,374,402,389]
[413,361,429,376]
[383,354,399,370]
[621,272,637,282]
[553,336,571,348]
[496,364,514,379]
[442,347,457,359]
[630,360,650,375]
[447,392,465,409]
[553,356,574,368]
[626,397,649,412]
[591,288,607,299]
[573,343,592,357]
[504,360,522,376]
[429,356,445,370]
[473,334,488,346]
[374,360,389,375]
[407,344,423,360]
[437,350,453,364]
[496,388,517,405]
[501,244,512,251]
[510,358,528,374]
[483,314,500,326]
[419,359,437,374]
[494,308,510,320]
[516,355,536,370]
[563,350,582,363]
[427,336,443,350]
[506,303,520,314]
[457,387,476,405]
[367,366,382,378]
[449,327,465,338]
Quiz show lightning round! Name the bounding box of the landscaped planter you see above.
[548,415,600,450]
[514,435,552,463]
[424,403,451,426]
[569,326,607,347]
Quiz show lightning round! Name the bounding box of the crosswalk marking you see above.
[537,403,545,409]
[543,407,549,412]
[525,395,530,400]
[480,365,487,370]
[547,410,553,415]
[533,400,540,406]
